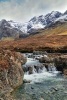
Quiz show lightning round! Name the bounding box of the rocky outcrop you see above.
[54,55,67,74]
[39,53,67,74]
[0,50,26,100]
[39,55,54,63]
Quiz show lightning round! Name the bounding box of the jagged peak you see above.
[0,19,7,24]
[0,10,67,35]
[64,10,67,15]
[29,16,37,22]
[48,11,62,18]
[0,19,11,27]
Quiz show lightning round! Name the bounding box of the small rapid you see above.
[23,53,60,83]
[12,53,67,100]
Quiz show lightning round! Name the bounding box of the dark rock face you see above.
[23,66,34,74]
[38,53,67,74]
[54,56,67,73]
[0,19,26,39]
[0,50,26,100]
[64,10,67,15]
[28,66,33,74]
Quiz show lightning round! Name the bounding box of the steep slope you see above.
[8,11,62,34]
[8,20,28,33]
[27,11,62,33]
[0,19,28,39]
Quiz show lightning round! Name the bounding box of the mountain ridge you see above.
[0,10,67,39]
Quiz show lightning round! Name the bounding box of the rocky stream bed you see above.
[12,52,67,100]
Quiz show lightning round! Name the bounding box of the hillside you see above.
[0,22,67,52]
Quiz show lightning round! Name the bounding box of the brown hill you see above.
[0,22,67,52]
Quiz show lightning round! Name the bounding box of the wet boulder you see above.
[54,56,67,74]
[23,65,35,74]
[28,66,34,74]
[34,65,45,73]
[39,55,53,63]
[34,65,39,73]
[23,66,29,72]
[23,79,31,83]
[43,63,49,71]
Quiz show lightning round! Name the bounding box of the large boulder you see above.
[39,55,53,63]
[23,66,35,74]
[54,56,67,74]
[0,50,26,100]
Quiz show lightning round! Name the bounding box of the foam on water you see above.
[24,71,59,83]
[23,53,61,83]
[25,58,40,66]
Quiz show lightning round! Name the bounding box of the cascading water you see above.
[48,63,55,71]
[12,53,67,100]
[23,53,59,83]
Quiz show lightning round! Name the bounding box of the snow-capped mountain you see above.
[0,10,67,39]
[27,11,62,33]
[16,11,67,33]
[0,19,28,39]
[6,11,67,33]
[8,20,28,33]
[29,11,67,32]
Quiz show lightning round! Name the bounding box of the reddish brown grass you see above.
[0,23,67,52]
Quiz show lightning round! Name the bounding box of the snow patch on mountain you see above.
[1,10,67,35]
[55,15,67,22]
[8,21,28,33]
[25,11,63,33]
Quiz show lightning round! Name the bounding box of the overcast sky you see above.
[0,0,67,23]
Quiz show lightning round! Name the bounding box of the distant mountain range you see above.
[0,10,67,39]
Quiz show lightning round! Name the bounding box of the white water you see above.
[25,58,39,66]
[23,53,60,83]
[24,72,59,83]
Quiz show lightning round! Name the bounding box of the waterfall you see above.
[24,64,57,75]
[32,66,37,74]
[24,65,47,75]
[23,53,59,76]
[48,63,57,72]
[23,53,61,83]
[41,67,47,73]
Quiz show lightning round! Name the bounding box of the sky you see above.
[0,0,67,23]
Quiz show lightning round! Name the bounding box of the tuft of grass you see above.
[1,37,15,41]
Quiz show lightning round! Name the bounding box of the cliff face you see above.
[0,50,26,100]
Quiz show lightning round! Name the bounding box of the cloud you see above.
[0,0,67,22]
